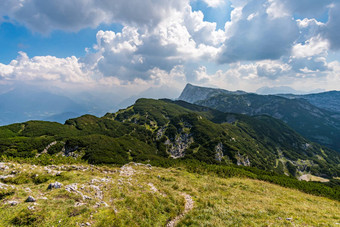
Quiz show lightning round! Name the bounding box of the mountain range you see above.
[1,98,339,179]
[0,87,86,126]
[179,84,340,153]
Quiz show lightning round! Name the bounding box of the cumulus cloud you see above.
[219,0,299,63]
[0,52,91,83]
[83,5,225,81]
[325,2,340,50]
[292,36,329,59]
[193,57,339,93]
[296,18,325,42]
[1,0,340,95]
[1,0,188,33]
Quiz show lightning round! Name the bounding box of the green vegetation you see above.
[0,162,339,226]
[0,98,339,203]
[193,92,340,153]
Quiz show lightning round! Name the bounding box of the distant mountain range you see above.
[179,84,340,153]
[256,86,325,95]
[0,87,87,125]
[278,91,340,113]
[0,85,182,126]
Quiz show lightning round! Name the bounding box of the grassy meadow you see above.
[0,162,339,226]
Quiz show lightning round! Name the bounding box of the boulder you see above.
[47,182,63,190]
[25,196,36,203]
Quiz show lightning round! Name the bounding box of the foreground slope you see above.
[179,84,340,153]
[0,162,339,226]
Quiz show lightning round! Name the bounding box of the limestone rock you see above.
[25,196,36,203]
[47,182,63,190]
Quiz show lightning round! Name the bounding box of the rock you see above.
[7,201,18,206]
[0,175,15,180]
[47,182,63,190]
[27,205,35,210]
[100,178,110,183]
[25,196,36,203]
[65,184,78,192]
[166,133,194,158]
[215,142,224,162]
[90,179,100,184]
[75,202,86,207]
[120,165,135,177]
[93,201,109,208]
[146,164,152,168]
[286,218,293,221]
[148,183,158,193]
[0,182,15,190]
[90,185,103,200]
[83,195,92,200]
[0,163,9,171]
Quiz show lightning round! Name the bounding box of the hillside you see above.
[0,98,339,180]
[0,162,339,226]
[108,99,340,178]
[179,84,340,153]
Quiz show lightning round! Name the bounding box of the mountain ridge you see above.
[178,84,340,153]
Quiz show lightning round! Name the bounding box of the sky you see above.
[0,0,340,103]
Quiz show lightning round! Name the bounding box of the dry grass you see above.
[0,162,339,226]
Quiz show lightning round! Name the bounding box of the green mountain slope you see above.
[1,99,339,179]
[179,84,340,153]
[279,90,340,113]
[106,99,340,177]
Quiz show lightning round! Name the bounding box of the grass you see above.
[0,162,339,226]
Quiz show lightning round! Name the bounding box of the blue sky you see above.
[0,0,339,101]
[0,22,123,64]
[0,1,229,63]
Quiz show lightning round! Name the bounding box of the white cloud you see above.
[0,52,92,83]
[292,36,329,59]
[1,0,340,96]
[83,5,226,82]
[219,0,299,63]
[202,0,225,8]
[1,0,189,33]
[325,3,340,50]
[193,57,339,92]
[266,0,290,19]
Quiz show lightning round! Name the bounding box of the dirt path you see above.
[166,193,194,227]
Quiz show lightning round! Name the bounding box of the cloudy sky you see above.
[0,0,339,101]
